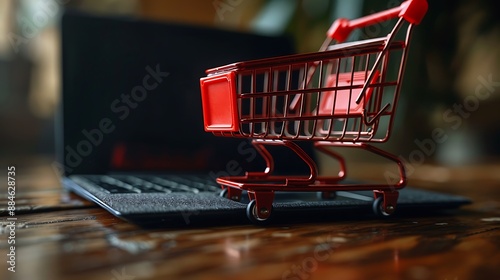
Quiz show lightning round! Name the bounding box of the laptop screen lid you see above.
[57,10,311,177]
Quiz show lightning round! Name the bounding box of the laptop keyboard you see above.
[76,175,221,194]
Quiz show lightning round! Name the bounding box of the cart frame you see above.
[200,0,428,223]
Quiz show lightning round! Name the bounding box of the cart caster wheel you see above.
[246,200,272,225]
[372,197,395,217]
[318,191,336,200]
[219,188,228,198]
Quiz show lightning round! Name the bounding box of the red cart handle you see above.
[327,0,428,43]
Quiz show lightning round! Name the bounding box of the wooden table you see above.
[1,157,499,280]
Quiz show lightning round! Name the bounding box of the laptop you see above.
[57,10,470,227]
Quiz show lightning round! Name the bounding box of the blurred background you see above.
[0,0,499,173]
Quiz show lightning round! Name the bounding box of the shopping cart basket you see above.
[200,0,428,223]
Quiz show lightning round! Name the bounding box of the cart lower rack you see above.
[200,0,428,224]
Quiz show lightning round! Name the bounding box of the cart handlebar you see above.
[327,0,428,43]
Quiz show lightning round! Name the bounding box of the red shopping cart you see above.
[200,0,428,223]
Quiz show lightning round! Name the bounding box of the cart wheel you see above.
[219,188,228,198]
[246,200,272,225]
[372,197,394,217]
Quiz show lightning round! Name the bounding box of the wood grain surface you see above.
[0,158,499,280]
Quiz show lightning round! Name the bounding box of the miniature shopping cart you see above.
[200,0,428,223]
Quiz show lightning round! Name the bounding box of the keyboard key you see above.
[75,174,220,195]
